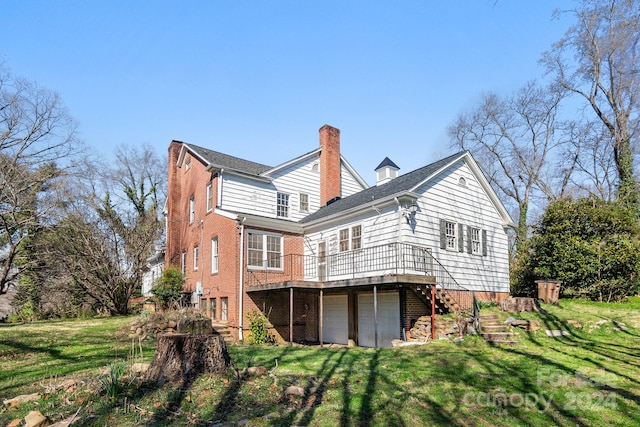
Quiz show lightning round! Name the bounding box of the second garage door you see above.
[357,292,400,348]
[322,294,348,345]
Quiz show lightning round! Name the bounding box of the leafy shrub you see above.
[513,197,640,301]
[246,309,273,344]
[151,266,185,310]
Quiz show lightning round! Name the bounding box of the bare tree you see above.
[0,63,81,295]
[542,0,640,211]
[449,81,566,246]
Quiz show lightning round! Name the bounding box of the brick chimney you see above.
[166,140,183,267]
[319,124,341,206]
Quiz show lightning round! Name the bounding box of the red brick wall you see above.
[404,290,429,331]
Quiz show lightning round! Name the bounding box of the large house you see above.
[165,125,514,347]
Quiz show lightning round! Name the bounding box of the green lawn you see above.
[1,299,639,426]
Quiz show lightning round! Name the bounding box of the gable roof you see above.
[300,151,514,226]
[183,143,272,176]
[375,157,400,171]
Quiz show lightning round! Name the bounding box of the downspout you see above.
[238,216,246,342]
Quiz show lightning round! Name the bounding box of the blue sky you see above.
[3,0,574,185]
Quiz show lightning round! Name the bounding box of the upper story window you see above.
[206,182,213,212]
[247,231,282,269]
[181,252,187,274]
[193,245,199,271]
[445,221,457,250]
[211,237,219,274]
[185,157,191,171]
[458,177,467,187]
[189,195,195,223]
[339,225,362,252]
[299,193,309,213]
[470,227,481,254]
[277,192,289,218]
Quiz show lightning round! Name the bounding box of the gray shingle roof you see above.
[186,143,272,176]
[300,151,467,224]
[375,157,400,170]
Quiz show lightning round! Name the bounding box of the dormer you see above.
[375,157,400,186]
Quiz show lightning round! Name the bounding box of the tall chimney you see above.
[319,124,341,206]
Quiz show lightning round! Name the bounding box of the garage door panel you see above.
[322,294,348,345]
[358,292,400,348]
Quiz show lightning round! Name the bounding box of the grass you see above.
[1,298,639,426]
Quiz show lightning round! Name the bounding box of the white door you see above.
[357,292,400,348]
[322,294,348,344]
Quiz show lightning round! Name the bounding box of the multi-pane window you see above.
[189,195,195,223]
[200,298,207,312]
[181,252,187,274]
[209,298,217,320]
[211,237,219,274]
[220,297,228,321]
[299,193,309,212]
[471,227,481,255]
[193,246,199,271]
[247,232,282,269]
[445,221,456,250]
[185,158,191,170]
[339,225,362,252]
[351,225,362,250]
[206,182,213,212]
[277,192,289,217]
[339,228,350,252]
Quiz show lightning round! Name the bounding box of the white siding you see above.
[341,163,367,197]
[270,156,321,222]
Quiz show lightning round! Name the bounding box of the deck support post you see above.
[289,288,294,345]
[374,285,378,348]
[319,289,324,347]
[431,285,436,340]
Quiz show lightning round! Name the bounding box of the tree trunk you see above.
[145,333,231,387]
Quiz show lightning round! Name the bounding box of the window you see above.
[209,298,217,320]
[247,231,282,269]
[458,177,467,187]
[181,252,187,274]
[339,225,362,252]
[470,227,481,255]
[193,246,199,271]
[189,195,195,223]
[200,298,207,312]
[185,157,191,170]
[211,237,219,274]
[206,182,213,212]
[445,221,456,250]
[277,192,289,217]
[299,193,309,212]
[220,297,228,321]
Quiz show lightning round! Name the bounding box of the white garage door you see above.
[322,294,348,345]
[358,292,400,348]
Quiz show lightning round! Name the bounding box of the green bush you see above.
[246,309,273,344]
[513,197,640,301]
[151,266,185,310]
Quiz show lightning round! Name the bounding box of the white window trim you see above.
[339,224,363,252]
[181,252,187,274]
[189,195,195,224]
[276,192,289,218]
[299,192,309,213]
[193,246,199,271]
[206,182,213,212]
[211,237,219,274]
[247,230,284,271]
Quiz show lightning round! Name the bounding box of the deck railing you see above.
[245,242,472,312]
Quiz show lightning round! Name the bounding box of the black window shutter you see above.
[482,229,488,256]
[439,219,446,249]
[458,223,464,252]
[466,225,472,254]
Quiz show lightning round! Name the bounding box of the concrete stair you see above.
[479,314,517,345]
[211,322,233,343]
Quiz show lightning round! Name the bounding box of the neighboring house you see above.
[142,244,165,297]
[165,124,514,347]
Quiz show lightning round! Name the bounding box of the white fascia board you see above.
[341,156,369,189]
[238,213,304,234]
[213,208,239,220]
[260,148,321,177]
[178,143,211,168]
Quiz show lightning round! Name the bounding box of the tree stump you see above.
[145,333,231,387]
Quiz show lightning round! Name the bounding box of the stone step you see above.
[481,324,510,332]
[480,332,515,341]
[479,313,499,321]
[485,338,518,345]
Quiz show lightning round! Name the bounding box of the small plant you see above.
[476,300,498,309]
[100,360,127,398]
[247,309,273,344]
